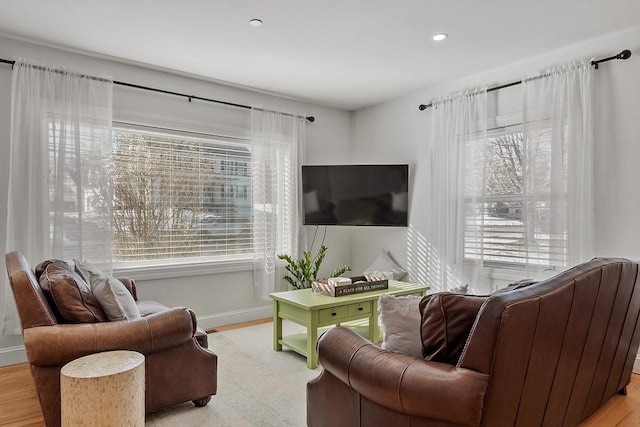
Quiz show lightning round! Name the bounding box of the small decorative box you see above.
[312,276,389,297]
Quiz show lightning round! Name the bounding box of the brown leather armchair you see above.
[307,257,640,427]
[5,251,217,427]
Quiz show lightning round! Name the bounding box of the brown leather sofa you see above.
[5,251,217,427]
[307,257,640,427]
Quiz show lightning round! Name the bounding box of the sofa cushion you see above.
[378,294,423,357]
[419,293,487,364]
[137,300,170,317]
[39,263,108,323]
[74,260,141,322]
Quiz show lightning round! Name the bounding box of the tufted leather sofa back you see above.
[459,258,640,426]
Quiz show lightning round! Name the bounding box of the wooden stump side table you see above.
[60,350,145,427]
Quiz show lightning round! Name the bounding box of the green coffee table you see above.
[270,281,428,368]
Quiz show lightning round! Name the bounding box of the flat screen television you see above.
[301,164,409,226]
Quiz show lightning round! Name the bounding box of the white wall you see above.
[351,27,640,283]
[0,35,353,365]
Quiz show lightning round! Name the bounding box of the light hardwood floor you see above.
[1,319,639,426]
[0,362,44,426]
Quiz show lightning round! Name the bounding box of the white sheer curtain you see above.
[424,59,594,295]
[1,59,113,335]
[425,89,489,294]
[522,60,595,272]
[251,107,305,300]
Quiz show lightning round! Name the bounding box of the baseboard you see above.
[196,305,272,331]
[0,345,27,367]
[634,354,640,374]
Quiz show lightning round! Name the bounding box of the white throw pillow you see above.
[378,294,423,358]
[364,249,407,280]
[74,259,141,322]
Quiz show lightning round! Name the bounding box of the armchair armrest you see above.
[24,307,197,367]
[317,327,488,426]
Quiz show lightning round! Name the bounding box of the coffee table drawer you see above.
[347,302,371,316]
[318,306,346,322]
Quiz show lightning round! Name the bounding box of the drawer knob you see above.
[358,307,363,311]
[331,312,337,316]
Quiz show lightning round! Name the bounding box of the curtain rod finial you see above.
[618,49,632,60]
[306,116,315,123]
[419,104,427,111]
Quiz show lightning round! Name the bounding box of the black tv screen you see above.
[301,164,408,226]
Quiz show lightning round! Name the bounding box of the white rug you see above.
[145,322,319,426]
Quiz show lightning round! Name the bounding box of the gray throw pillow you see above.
[74,259,141,322]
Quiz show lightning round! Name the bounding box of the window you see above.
[464,125,567,267]
[111,125,252,265]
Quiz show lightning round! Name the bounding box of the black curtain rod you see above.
[418,49,632,111]
[0,58,315,122]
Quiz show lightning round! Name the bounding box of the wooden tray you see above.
[312,276,389,297]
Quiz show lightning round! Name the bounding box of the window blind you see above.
[464,128,567,267]
[112,126,252,263]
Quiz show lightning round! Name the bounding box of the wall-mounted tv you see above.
[301,164,409,226]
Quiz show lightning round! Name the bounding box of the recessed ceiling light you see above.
[249,18,263,27]
[432,33,448,41]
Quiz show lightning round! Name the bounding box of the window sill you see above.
[462,260,564,290]
[484,265,529,282]
[113,257,253,281]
